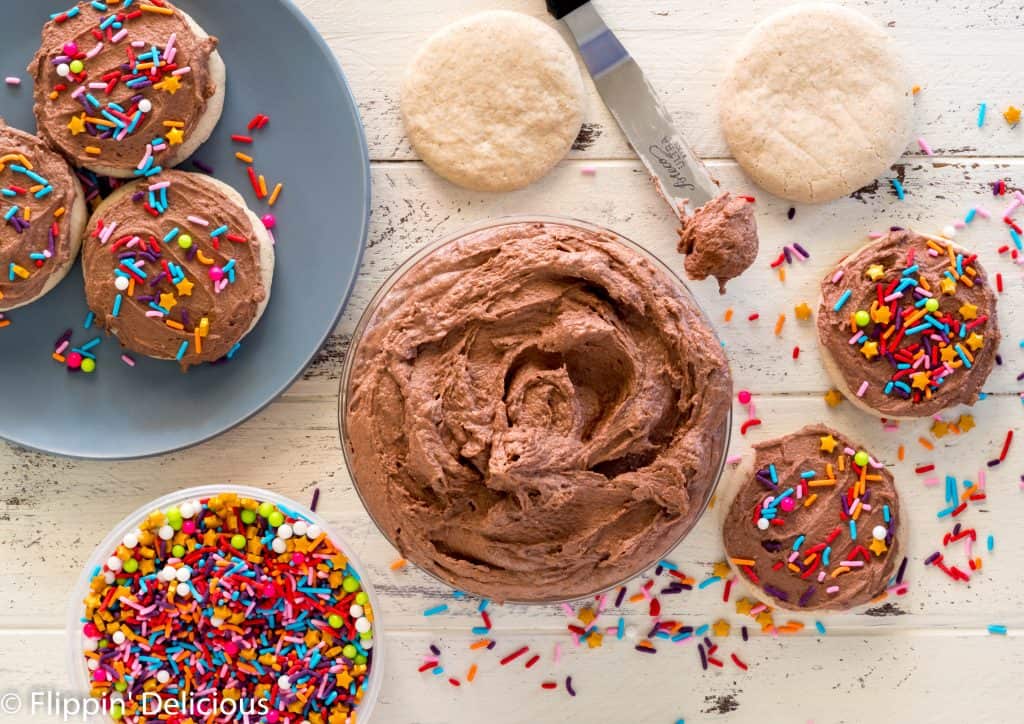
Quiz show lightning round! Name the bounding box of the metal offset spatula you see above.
[547,0,720,217]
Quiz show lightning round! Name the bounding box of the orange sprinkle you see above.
[140,3,175,14]
[897,445,905,461]
[803,493,818,507]
[918,437,934,451]
[466,664,478,682]
[0,319,12,329]
[729,558,756,566]
[235,152,254,163]
[258,174,268,198]
[912,85,921,95]
[23,207,30,221]
[778,267,786,282]
[469,639,491,651]
[165,320,184,330]
[774,314,785,336]
[162,120,186,128]
[54,207,65,218]
[268,182,283,207]
[724,308,733,322]
[85,146,101,155]
[194,327,202,355]
[389,558,407,571]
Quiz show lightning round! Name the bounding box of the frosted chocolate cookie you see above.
[82,170,273,368]
[818,229,998,418]
[0,120,87,311]
[722,425,903,611]
[30,0,225,177]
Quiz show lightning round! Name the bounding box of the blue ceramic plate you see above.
[0,1,370,458]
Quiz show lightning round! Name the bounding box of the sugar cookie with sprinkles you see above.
[0,119,87,311]
[29,0,225,178]
[721,425,903,612]
[81,169,273,369]
[817,229,999,418]
[79,491,377,723]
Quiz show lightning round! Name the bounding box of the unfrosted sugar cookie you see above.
[401,11,584,192]
[719,4,913,203]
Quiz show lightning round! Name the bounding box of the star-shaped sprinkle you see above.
[158,75,182,94]
[966,332,984,351]
[175,277,194,296]
[957,414,975,433]
[860,340,879,360]
[159,292,177,311]
[166,127,184,146]
[911,371,932,391]
[871,305,892,325]
[869,538,888,556]
[336,671,353,689]
[735,598,753,615]
[824,389,844,407]
[712,561,732,578]
[940,277,957,295]
[931,420,949,438]
[820,434,839,453]
[794,302,813,321]
[67,114,86,136]
[1004,105,1022,126]
[712,619,731,637]
[865,264,886,281]
[959,302,978,320]
[755,611,774,627]
[940,345,958,363]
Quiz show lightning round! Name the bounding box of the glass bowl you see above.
[339,216,732,604]
[67,484,384,723]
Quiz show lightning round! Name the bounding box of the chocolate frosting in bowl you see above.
[722,425,902,611]
[343,220,732,602]
[817,229,999,417]
[29,0,217,173]
[0,121,81,310]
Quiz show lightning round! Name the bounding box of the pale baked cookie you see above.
[81,170,273,369]
[401,11,584,192]
[719,4,913,204]
[721,425,903,612]
[0,120,87,311]
[817,229,998,419]
[30,0,225,178]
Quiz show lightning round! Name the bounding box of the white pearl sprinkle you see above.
[349,604,363,618]
[306,524,322,540]
[757,517,771,531]
[114,275,130,291]
[292,521,308,537]
[271,537,287,554]
[872,525,888,540]
[56,63,70,77]
[112,631,126,645]
[175,582,191,597]
[355,617,371,634]
[156,670,170,684]
[106,556,122,572]
[277,524,293,540]
[158,525,174,541]
[122,532,139,549]
[175,566,192,583]
[138,99,153,113]
[179,502,196,519]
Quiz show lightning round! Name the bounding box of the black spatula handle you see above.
[546,0,589,19]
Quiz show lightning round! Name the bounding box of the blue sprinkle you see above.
[987,535,994,551]
[890,178,906,200]
[658,559,678,571]
[617,617,625,640]
[792,535,806,551]
[698,576,720,589]
[227,342,241,359]
[423,604,448,617]
[1010,228,1023,251]
[988,624,1007,635]
[163,227,180,243]
[112,294,122,317]
[175,339,189,362]
[211,224,229,237]
[978,103,987,127]
[848,520,857,540]
[965,208,977,223]
[815,620,826,635]
[833,289,852,312]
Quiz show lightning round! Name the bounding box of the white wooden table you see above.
[2,1,1023,721]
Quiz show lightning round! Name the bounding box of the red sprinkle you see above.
[525,654,540,669]
[540,682,558,690]
[740,418,762,435]
[231,134,254,144]
[731,653,749,670]
[999,430,1014,461]
[997,273,1004,292]
[915,464,935,474]
[500,647,528,666]
[792,346,800,359]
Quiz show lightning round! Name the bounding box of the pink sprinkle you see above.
[553,644,562,663]
[144,311,163,318]
[848,331,864,345]
[5,77,21,86]
[839,560,865,567]
[978,470,986,491]
[111,28,128,43]
[560,603,574,618]
[856,381,869,397]
[136,144,153,171]
[171,67,192,77]
[749,604,767,616]
[148,181,171,191]
[187,215,209,226]
[975,206,992,219]
[86,42,104,58]
[826,585,840,594]
[726,454,742,465]
[917,137,934,156]
[55,340,70,355]
[581,166,597,176]
[831,270,845,283]
[923,477,939,487]
[868,232,885,239]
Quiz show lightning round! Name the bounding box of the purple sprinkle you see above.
[798,585,816,607]
[565,676,576,697]
[924,551,941,565]
[787,207,796,220]
[131,191,146,202]
[698,644,707,670]
[987,458,1001,468]
[741,626,748,642]
[192,158,214,174]
[429,644,440,656]
[634,645,656,654]
[614,587,626,607]
[55,328,73,346]
[793,242,810,258]
[763,584,789,601]
[995,354,1002,366]
[310,487,320,512]
[783,246,793,264]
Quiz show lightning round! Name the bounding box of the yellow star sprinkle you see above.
[824,389,844,407]
[157,75,182,94]
[940,345,958,363]
[957,414,975,433]
[755,611,774,627]
[175,277,194,296]
[869,538,889,556]
[1004,105,1022,126]
[860,340,879,360]
[931,420,949,439]
[735,598,753,616]
[871,305,892,325]
[911,372,932,391]
[865,264,886,282]
[712,619,731,637]
[158,292,177,311]
[166,127,185,146]
[794,302,813,321]
[959,303,978,320]
[819,434,839,453]
[940,277,957,295]
[966,332,984,351]
[67,114,86,136]
[712,561,732,579]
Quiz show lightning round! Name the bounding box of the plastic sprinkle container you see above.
[67,485,383,723]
